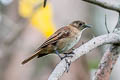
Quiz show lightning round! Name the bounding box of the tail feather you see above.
[22,50,41,65]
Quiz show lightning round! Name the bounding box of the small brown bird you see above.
[22,20,91,64]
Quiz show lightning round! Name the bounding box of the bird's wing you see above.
[21,26,71,65]
[35,26,70,52]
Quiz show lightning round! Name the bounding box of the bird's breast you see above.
[57,33,81,53]
[67,33,81,49]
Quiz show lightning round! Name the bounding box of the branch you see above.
[48,0,120,80]
[93,14,120,80]
[43,0,47,7]
[82,0,120,12]
[93,44,119,80]
[82,0,120,79]
[48,33,120,80]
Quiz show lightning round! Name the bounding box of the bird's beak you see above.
[84,24,92,28]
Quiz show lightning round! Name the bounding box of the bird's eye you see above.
[79,23,82,26]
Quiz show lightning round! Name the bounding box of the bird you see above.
[21,20,91,64]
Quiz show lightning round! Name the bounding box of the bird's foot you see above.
[60,54,73,60]
[61,53,73,72]
[56,51,74,72]
[64,51,74,55]
[63,51,74,58]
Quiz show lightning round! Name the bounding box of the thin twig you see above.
[113,13,120,32]
[105,14,110,33]
[43,0,47,8]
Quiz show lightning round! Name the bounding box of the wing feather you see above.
[35,26,70,52]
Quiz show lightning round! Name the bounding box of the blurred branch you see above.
[0,14,26,45]
[93,14,120,80]
[0,0,13,6]
[82,0,120,12]
[43,0,47,7]
[48,33,120,80]
[93,44,119,80]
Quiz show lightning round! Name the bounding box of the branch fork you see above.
[48,0,120,80]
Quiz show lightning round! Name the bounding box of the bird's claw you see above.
[60,54,73,60]
[58,52,73,72]
[65,54,73,58]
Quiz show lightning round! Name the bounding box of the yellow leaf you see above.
[31,3,56,37]
[19,0,56,38]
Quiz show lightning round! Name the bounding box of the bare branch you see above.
[105,14,110,33]
[48,33,120,80]
[80,0,120,79]
[93,13,120,80]
[93,44,119,80]
[82,0,120,12]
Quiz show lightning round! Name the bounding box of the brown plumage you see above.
[22,20,91,64]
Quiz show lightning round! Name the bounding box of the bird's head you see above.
[70,20,91,30]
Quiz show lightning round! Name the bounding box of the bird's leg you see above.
[55,50,64,60]
[55,50,72,72]
[63,51,75,72]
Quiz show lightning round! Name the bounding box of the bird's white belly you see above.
[67,28,85,50]
[58,28,85,53]
[68,36,80,49]
[62,34,81,52]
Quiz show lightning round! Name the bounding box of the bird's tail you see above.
[21,50,41,65]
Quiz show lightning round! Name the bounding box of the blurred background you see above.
[0,0,120,80]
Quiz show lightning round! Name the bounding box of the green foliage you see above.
[88,60,99,69]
